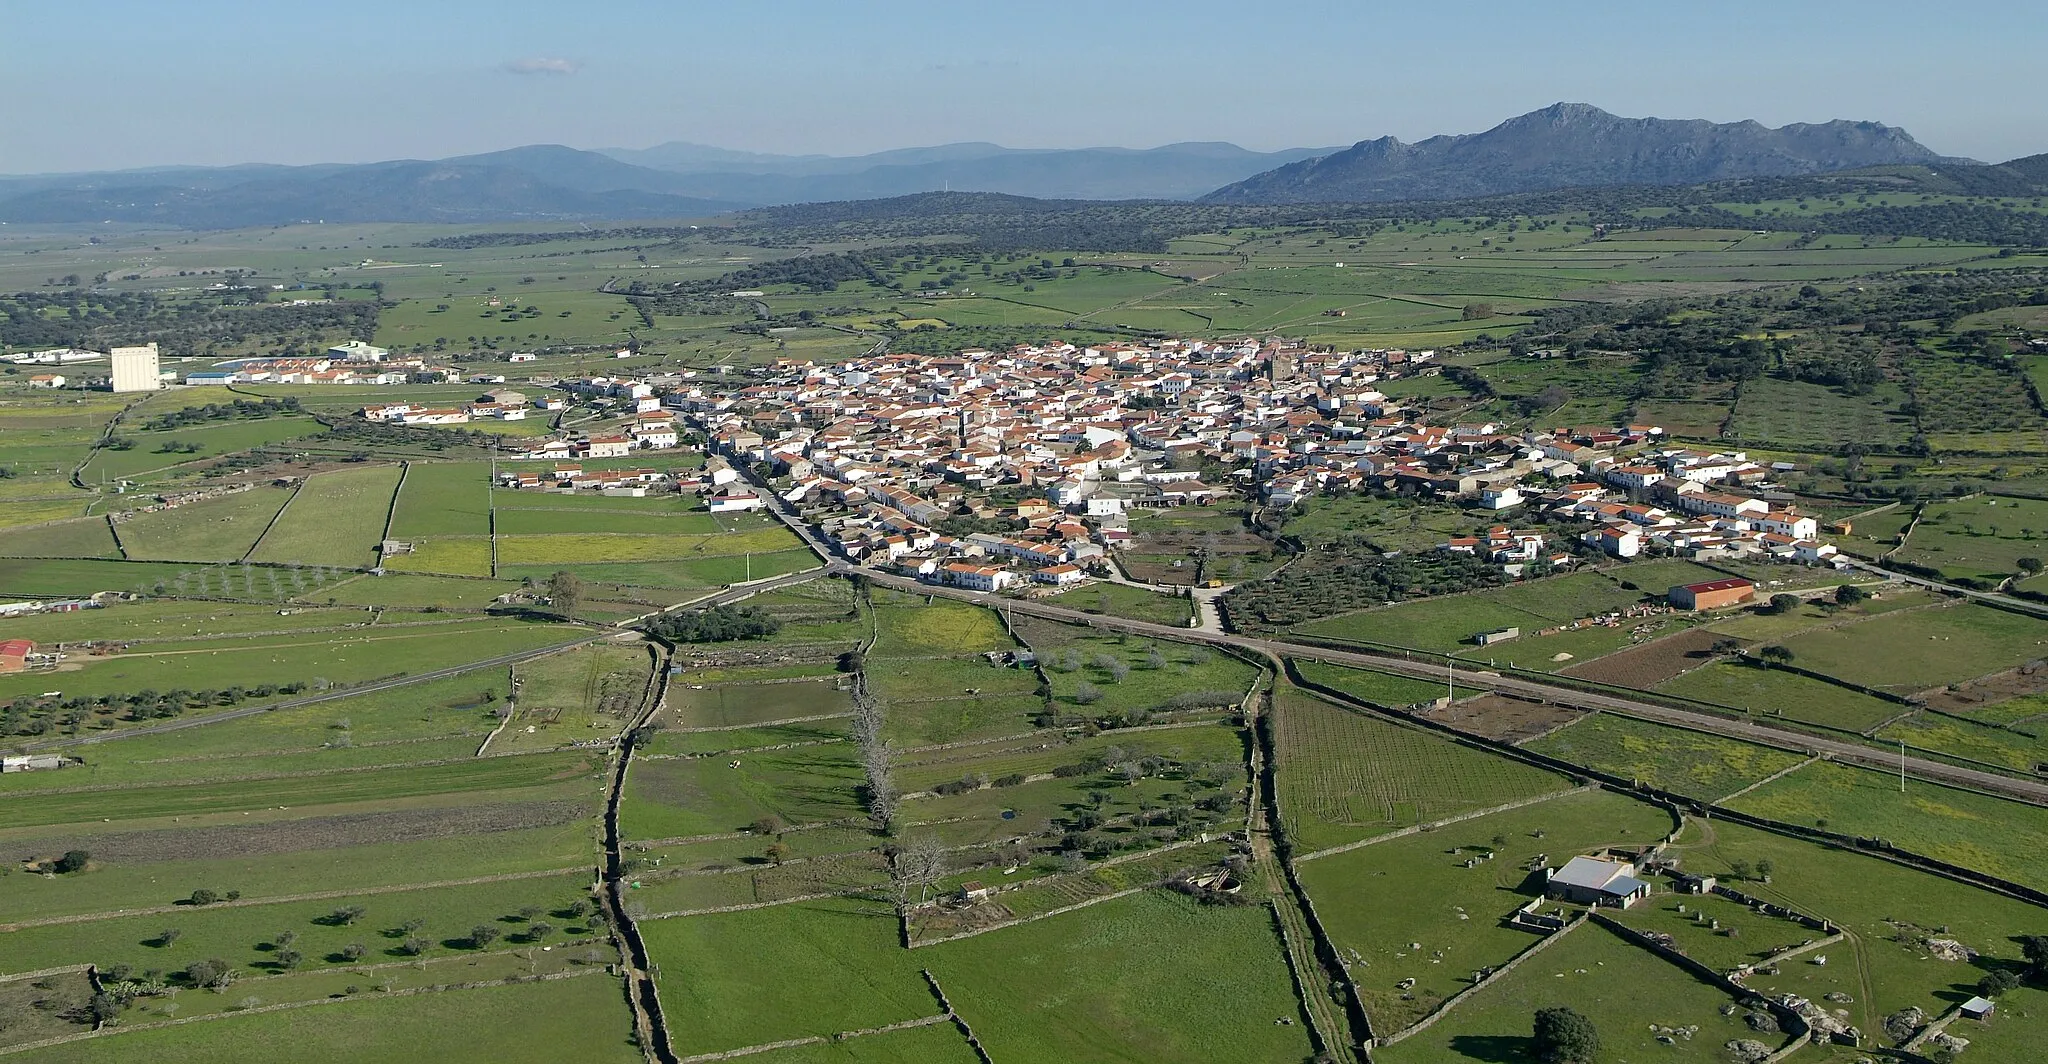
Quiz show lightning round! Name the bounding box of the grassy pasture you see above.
[0,751,599,830]
[388,461,492,537]
[1672,818,2048,1038]
[1045,581,1196,627]
[1526,713,1807,801]
[920,890,1315,1064]
[1272,688,1573,852]
[13,966,639,1064]
[1776,602,2048,693]
[0,618,583,705]
[4,821,596,922]
[116,486,295,562]
[248,465,403,568]
[497,643,650,754]
[0,558,276,598]
[384,536,493,576]
[1653,662,1904,731]
[736,1023,979,1064]
[619,743,864,840]
[492,508,727,535]
[1299,788,1674,1033]
[1727,759,2048,891]
[493,526,799,565]
[641,897,935,1055]
[867,597,1013,657]
[1877,710,2048,772]
[315,572,519,608]
[1372,919,1759,1064]
[1894,494,2048,583]
[79,415,327,484]
[0,516,122,559]
[1297,572,1647,655]
[669,677,853,729]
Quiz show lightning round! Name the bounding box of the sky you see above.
[3,0,2043,173]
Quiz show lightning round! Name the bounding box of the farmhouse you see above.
[1669,578,1756,611]
[1545,854,1650,908]
[0,638,33,673]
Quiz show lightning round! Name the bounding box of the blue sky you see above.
[3,0,2040,172]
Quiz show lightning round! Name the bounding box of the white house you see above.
[1032,563,1087,586]
[707,493,764,513]
[941,563,1015,592]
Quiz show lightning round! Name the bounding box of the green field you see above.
[1272,687,1574,851]
[1299,788,1674,1033]
[1776,602,2048,693]
[389,461,493,537]
[1727,759,2048,891]
[249,465,403,568]
[117,486,296,562]
[1655,661,1908,731]
[1526,713,1808,800]
[14,972,640,1064]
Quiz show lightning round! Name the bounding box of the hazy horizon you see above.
[4,0,2043,174]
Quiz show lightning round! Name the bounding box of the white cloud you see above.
[505,57,580,76]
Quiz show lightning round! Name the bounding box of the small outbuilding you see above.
[1669,578,1757,611]
[1961,996,1996,1021]
[1546,854,1651,909]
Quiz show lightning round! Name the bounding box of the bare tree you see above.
[850,671,896,831]
[891,835,949,910]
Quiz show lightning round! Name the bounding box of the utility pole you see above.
[1899,739,1907,793]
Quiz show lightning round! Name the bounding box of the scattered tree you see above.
[469,924,500,948]
[1533,1005,1599,1064]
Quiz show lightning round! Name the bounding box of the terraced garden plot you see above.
[1727,759,2048,891]
[1271,688,1574,852]
[619,744,864,840]
[1527,713,1807,800]
[640,897,936,1056]
[1777,601,2048,693]
[1655,662,1909,732]
[116,486,295,562]
[1372,919,1762,1064]
[14,968,641,1064]
[248,465,403,569]
[670,677,853,728]
[388,460,492,536]
[918,890,1315,1064]
[0,515,121,558]
[1298,788,1674,1034]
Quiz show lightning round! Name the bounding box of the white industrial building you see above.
[109,343,162,392]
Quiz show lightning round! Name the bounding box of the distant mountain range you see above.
[1203,103,1965,204]
[0,105,2002,228]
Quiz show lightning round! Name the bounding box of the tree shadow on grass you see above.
[1446,1035,1536,1063]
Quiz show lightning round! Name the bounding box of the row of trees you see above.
[647,604,782,643]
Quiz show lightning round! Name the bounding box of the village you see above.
[400,336,1845,599]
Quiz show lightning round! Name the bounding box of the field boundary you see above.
[0,867,589,934]
[1293,784,1597,864]
[1713,754,1822,804]
[0,966,614,1058]
[673,1014,953,1063]
[1375,912,1590,1046]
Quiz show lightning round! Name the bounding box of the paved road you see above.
[725,453,2048,805]
[851,569,2048,807]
